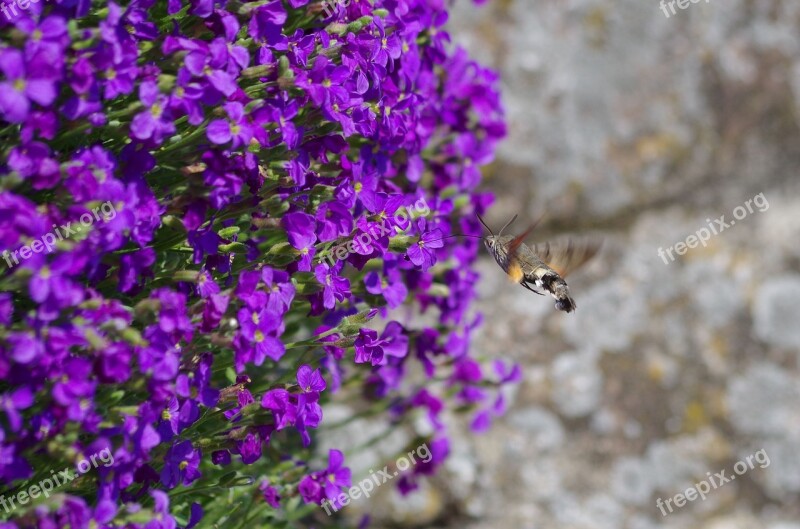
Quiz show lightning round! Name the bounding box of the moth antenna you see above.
[476,213,494,235]
[498,214,518,237]
[424,233,484,245]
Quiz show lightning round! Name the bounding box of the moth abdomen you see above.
[532,271,577,313]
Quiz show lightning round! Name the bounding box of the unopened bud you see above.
[388,235,414,252]
[426,283,451,298]
[158,74,176,92]
[337,309,378,335]
[347,16,373,33]
[219,242,250,254]
[121,327,147,346]
[134,298,160,318]
[174,270,200,282]
[218,226,241,239]
[162,215,187,232]
[330,335,357,348]
[84,328,108,350]
[326,22,348,36]
[278,56,295,89]
[241,64,273,79]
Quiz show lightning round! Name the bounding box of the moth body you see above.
[475,213,599,313]
[484,234,578,313]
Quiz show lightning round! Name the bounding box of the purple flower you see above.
[18,16,69,65]
[364,270,408,309]
[52,357,96,421]
[301,55,350,110]
[470,409,492,433]
[119,248,156,294]
[260,480,281,508]
[168,71,205,125]
[294,392,322,446]
[298,474,323,504]
[97,343,132,383]
[260,385,322,447]
[207,102,253,148]
[148,490,179,528]
[254,98,302,149]
[261,388,297,431]
[397,437,450,494]
[298,449,351,505]
[155,289,193,339]
[157,397,180,441]
[407,219,445,271]
[353,322,408,366]
[297,364,326,393]
[236,431,263,465]
[0,49,58,123]
[235,301,285,367]
[272,29,316,68]
[161,440,202,489]
[261,267,295,314]
[370,18,402,68]
[157,397,198,441]
[28,255,85,307]
[201,293,230,332]
[8,141,60,188]
[282,211,317,271]
[494,359,522,384]
[179,38,240,97]
[319,449,351,500]
[130,80,175,142]
[5,332,44,365]
[248,1,287,45]
[354,329,382,366]
[196,270,220,298]
[315,201,353,242]
[0,386,33,432]
[314,262,351,310]
[186,503,204,529]
[212,450,231,466]
[233,331,285,370]
[176,352,219,407]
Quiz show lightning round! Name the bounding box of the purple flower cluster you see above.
[0,0,517,526]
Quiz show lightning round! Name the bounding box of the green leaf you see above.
[217,471,238,487]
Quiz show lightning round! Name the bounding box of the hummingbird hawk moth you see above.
[477,213,600,313]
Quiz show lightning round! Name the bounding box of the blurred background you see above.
[324,1,800,527]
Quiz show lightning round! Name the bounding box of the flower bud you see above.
[337,309,378,335]
[330,335,357,348]
[174,270,200,282]
[241,64,274,79]
[326,23,348,36]
[388,235,414,252]
[218,226,241,239]
[219,242,250,254]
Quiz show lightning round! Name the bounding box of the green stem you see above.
[159,120,210,155]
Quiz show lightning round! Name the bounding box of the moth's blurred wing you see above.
[506,214,546,254]
[532,239,602,278]
[506,222,541,284]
